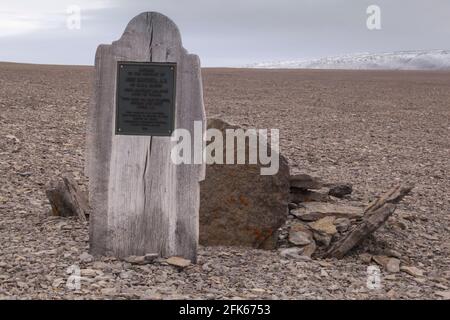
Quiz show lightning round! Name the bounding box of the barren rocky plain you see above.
[0,62,449,299]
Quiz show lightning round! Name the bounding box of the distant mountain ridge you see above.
[247,50,450,70]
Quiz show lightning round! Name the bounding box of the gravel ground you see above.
[0,63,449,299]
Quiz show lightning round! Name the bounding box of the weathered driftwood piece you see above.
[363,184,413,214]
[86,12,205,261]
[46,175,88,222]
[324,184,413,259]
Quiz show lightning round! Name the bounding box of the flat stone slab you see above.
[166,256,191,268]
[309,216,337,235]
[290,174,323,190]
[290,189,330,203]
[291,202,363,221]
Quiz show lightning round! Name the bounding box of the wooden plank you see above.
[86,12,205,261]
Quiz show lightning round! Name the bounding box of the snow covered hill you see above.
[247,50,450,70]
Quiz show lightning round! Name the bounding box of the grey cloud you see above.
[0,0,449,66]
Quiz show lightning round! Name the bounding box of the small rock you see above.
[359,253,372,263]
[320,269,329,277]
[393,219,408,230]
[92,261,108,269]
[373,255,390,268]
[382,248,402,259]
[401,266,424,277]
[301,241,317,257]
[435,291,450,299]
[202,263,212,272]
[386,258,401,273]
[385,274,397,281]
[290,174,323,190]
[313,231,332,247]
[423,233,439,241]
[81,268,101,277]
[101,288,117,296]
[144,253,159,262]
[289,230,312,246]
[17,172,32,177]
[414,277,426,284]
[329,284,340,291]
[386,289,397,298]
[279,248,312,261]
[288,203,298,210]
[318,260,333,267]
[434,283,448,290]
[119,270,134,279]
[124,255,147,265]
[5,134,20,143]
[140,290,163,300]
[94,280,109,288]
[334,217,351,233]
[52,278,64,288]
[36,249,58,255]
[309,216,337,235]
[328,183,353,198]
[79,252,94,263]
[166,256,191,268]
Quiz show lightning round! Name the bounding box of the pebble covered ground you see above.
[0,63,449,299]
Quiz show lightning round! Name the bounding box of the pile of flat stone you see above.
[279,174,413,261]
[281,201,365,258]
[280,174,361,260]
[289,174,353,203]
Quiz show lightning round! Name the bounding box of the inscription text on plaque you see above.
[116,61,176,136]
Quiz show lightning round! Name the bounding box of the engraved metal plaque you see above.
[115,62,176,136]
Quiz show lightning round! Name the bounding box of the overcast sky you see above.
[0,0,449,66]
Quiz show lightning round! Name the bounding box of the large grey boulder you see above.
[199,118,290,249]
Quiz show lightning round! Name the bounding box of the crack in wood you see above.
[147,12,154,62]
